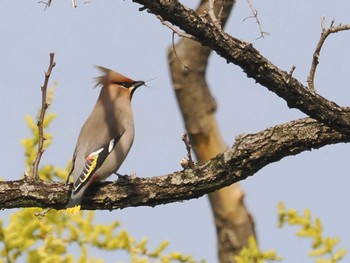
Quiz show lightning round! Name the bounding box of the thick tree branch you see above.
[135,0,350,133]
[2,118,349,210]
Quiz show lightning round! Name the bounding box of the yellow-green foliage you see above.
[21,85,56,177]
[234,236,282,263]
[0,85,199,263]
[0,209,197,263]
[278,202,346,263]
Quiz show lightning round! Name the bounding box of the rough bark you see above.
[167,1,255,261]
[133,0,350,134]
[1,118,348,210]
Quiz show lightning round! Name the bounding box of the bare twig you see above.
[39,0,86,9]
[244,0,269,39]
[31,53,56,180]
[156,15,192,71]
[289,65,296,76]
[35,208,52,220]
[285,65,296,84]
[307,17,350,92]
[156,15,194,40]
[38,0,52,10]
[181,133,195,169]
[170,33,191,71]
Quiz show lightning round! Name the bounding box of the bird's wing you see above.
[71,131,124,196]
[66,149,78,184]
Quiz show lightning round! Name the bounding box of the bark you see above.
[167,1,255,261]
[133,0,350,133]
[1,118,348,210]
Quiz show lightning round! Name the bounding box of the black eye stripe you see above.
[116,82,133,88]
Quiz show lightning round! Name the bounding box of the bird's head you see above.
[94,66,145,99]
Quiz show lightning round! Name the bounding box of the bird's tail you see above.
[66,190,84,214]
[66,202,81,214]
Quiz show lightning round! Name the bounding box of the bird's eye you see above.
[117,82,132,88]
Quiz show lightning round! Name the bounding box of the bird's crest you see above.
[94,66,134,88]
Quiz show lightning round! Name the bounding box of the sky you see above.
[1,0,350,262]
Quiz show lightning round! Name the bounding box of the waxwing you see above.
[66,66,145,214]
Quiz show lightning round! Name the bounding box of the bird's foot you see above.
[114,172,136,181]
[114,172,128,181]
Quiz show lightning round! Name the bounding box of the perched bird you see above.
[66,66,145,214]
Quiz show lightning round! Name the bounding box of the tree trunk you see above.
[167,1,256,261]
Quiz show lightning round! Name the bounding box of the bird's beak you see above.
[133,81,145,88]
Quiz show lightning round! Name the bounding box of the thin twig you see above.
[289,65,296,76]
[156,15,192,71]
[244,0,269,39]
[156,15,194,40]
[35,208,52,221]
[171,32,191,71]
[31,53,56,180]
[181,133,195,169]
[285,65,296,84]
[38,0,52,10]
[307,17,350,92]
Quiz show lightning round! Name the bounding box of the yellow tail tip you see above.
[66,205,81,215]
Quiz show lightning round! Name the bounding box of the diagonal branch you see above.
[1,117,349,210]
[133,0,350,133]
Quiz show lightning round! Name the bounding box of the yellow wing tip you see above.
[66,205,81,215]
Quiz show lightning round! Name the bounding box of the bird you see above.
[66,66,145,214]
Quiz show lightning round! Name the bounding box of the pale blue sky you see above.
[1,1,350,262]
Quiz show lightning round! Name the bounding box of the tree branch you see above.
[181,133,195,169]
[156,15,195,40]
[31,52,56,180]
[134,0,350,133]
[1,118,349,210]
[307,17,350,92]
[244,0,269,39]
[38,0,52,10]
